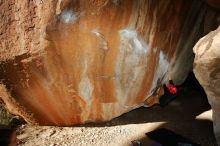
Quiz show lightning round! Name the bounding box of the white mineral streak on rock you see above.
[60,9,83,24]
[78,59,93,102]
[115,29,150,104]
[120,29,148,54]
[148,51,169,96]
[91,29,108,51]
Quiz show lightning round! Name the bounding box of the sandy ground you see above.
[15,88,217,146]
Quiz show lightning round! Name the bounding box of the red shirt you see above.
[168,84,177,94]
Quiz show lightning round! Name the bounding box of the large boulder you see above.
[0,0,219,125]
[193,26,220,145]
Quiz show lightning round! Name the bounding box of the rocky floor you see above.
[14,88,217,146]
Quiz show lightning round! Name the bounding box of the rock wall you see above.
[0,101,13,127]
[0,0,219,125]
[194,26,220,145]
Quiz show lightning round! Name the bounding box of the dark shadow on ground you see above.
[102,87,216,145]
[136,119,216,146]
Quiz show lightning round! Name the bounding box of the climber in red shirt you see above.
[168,82,177,94]
[144,80,178,107]
[159,80,178,106]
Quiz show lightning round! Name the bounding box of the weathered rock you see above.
[193,26,220,145]
[0,84,21,127]
[0,102,13,127]
[0,0,219,125]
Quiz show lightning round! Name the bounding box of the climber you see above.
[159,80,177,106]
[143,80,178,107]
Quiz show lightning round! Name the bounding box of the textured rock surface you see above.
[0,102,13,127]
[0,0,219,125]
[194,26,220,145]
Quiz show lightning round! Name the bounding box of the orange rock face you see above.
[0,0,219,125]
